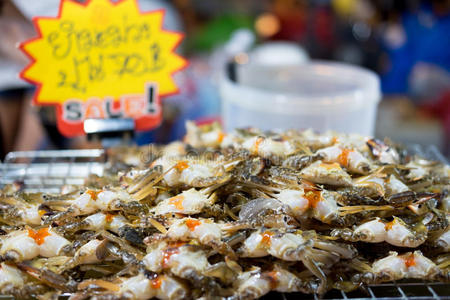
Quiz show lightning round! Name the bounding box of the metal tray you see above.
[1,149,105,193]
[1,148,449,300]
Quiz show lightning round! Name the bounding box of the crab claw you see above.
[16,262,75,292]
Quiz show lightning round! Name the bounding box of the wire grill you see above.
[262,281,450,300]
[0,149,105,193]
[0,149,449,300]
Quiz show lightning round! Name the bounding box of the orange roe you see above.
[28,227,50,245]
[385,220,396,231]
[168,195,185,210]
[404,253,416,268]
[175,161,189,172]
[185,219,202,231]
[217,131,225,143]
[162,243,185,267]
[304,190,322,208]
[338,148,352,167]
[265,271,278,289]
[253,137,264,154]
[105,214,114,223]
[261,231,274,247]
[151,277,162,289]
[86,190,100,200]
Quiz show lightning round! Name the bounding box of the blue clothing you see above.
[381,6,450,94]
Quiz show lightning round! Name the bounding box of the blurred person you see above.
[376,0,450,154]
[271,0,307,42]
[378,0,450,94]
[0,0,36,159]
[0,0,58,159]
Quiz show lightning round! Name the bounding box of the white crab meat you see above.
[268,233,307,261]
[96,190,132,210]
[372,251,408,278]
[143,243,209,277]
[202,130,224,147]
[152,157,224,187]
[19,204,42,225]
[234,265,311,298]
[1,228,70,260]
[276,190,310,217]
[301,161,353,186]
[38,228,71,257]
[405,252,439,278]
[372,251,438,280]
[352,217,423,247]
[163,141,186,157]
[73,239,104,265]
[120,273,187,300]
[220,133,240,148]
[385,175,409,195]
[190,127,227,148]
[366,139,400,164]
[353,218,387,243]
[405,161,428,181]
[276,189,338,223]
[0,230,40,261]
[436,229,450,251]
[123,155,142,167]
[72,192,98,215]
[184,120,206,148]
[353,174,386,196]
[179,162,224,186]
[242,136,295,158]
[261,265,301,293]
[341,133,370,150]
[72,190,132,215]
[155,274,188,300]
[239,231,271,257]
[152,189,211,215]
[0,263,24,290]
[442,194,450,212]
[120,273,156,300]
[166,218,222,244]
[240,231,307,261]
[84,212,128,233]
[299,129,336,149]
[235,270,271,299]
[384,217,423,248]
[313,191,339,223]
[316,145,372,174]
[154,192,172,205]
[61,185,78,195]
[153,157,181,186]
[378,147,399,164]
[1,197,44,226]
[266,267,301,292]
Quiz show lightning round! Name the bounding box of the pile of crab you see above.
[1,122,449,300]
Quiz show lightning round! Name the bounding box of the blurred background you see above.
[1,0,449,159]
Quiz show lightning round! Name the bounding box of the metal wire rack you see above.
[0,149,449,300]
[262,281,450,300]
[0,149,106,193]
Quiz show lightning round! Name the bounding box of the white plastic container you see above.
[220,61,381,136]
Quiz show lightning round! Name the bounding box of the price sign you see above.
[20,0,187,137]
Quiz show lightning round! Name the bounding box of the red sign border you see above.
[18,0,189,137]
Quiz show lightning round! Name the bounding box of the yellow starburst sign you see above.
[20,0,187,137]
